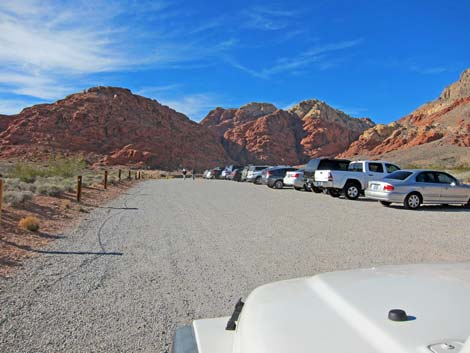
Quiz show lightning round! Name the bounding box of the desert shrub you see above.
[3,191,33,207]
[8,164,46,182]
[60,199,72,210]
[18,216,40,232]
[35,183,66,197]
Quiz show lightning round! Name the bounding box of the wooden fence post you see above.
[0,178,3,221]
[135,171,137,180]
[104,170,108,190]
[118,169,121,181]
[77,176,82,203]
[128,170,131,180]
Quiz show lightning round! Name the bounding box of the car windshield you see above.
[385,171,413,180]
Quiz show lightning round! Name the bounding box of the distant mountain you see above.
[0,87,229,170]
[339,69,470,167]
[201,100,374,165]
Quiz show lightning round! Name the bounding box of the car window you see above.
[435,172,457,184]
[348,163,362,172]
[385,164,400,173]
[416,172,437,183]
[305,159,320,171]
[385,171,413,180]
[255,166,267,171]
[369,163,384,173]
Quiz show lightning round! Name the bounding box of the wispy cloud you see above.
[0,0,238,108]
[409,65,447,75]
[158,93,225,121]
[228,38,363,79]
[242,5,299,30]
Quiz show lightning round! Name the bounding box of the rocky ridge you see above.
[201,99,374,165]
[0,87,229,170]
[340,69,470,166]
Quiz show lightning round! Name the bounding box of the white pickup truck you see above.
[172,263,470,353]
[313,160,400,199]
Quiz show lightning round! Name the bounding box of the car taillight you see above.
[267,171,271,177]
[328,172,333,182]
[383,184,394,191]
[293,173,299,178]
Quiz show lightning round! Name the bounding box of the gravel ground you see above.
[1,179,470,352]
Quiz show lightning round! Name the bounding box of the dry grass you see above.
[18,216,40,232]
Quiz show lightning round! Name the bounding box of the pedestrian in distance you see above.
[192,170,195,180]
[182,168,187,180]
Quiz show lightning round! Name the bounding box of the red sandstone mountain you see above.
[339,69,470,167]
[0,87,229,170]
[201,101,374,165]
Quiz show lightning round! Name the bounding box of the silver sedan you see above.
[365,169,470,209]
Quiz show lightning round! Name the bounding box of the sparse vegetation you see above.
[18,216,40,232]
[3,190,33,207]
[8,155,86,182]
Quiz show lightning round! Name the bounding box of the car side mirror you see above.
[450,182,457,187]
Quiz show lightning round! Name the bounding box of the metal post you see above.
[128,170,131,180]
[77,176,82,202]
[118,169,121,181]
[104,170,108,190]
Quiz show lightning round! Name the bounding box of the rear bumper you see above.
[364,190,406,203]
[313,181,333,188]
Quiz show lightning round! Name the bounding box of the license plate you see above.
[370,184,380,190]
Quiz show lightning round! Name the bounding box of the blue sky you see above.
[0,0,469,123]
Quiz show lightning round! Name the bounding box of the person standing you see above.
[192,170,195,180]
[182,168,187,180]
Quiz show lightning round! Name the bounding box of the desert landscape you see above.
[1,1,470,352]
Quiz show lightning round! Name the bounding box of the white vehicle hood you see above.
[233,263,470,353]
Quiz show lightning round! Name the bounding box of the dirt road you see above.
[1,179,469,352]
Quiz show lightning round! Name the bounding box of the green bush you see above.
[36,184,66,197]
[8,155,86,182]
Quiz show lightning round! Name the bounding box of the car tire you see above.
[294,186,302,191]
[380,201,392,207]
[328,189,341,198]
[404,192,422,210]
[312,187,322,194]
[344,182,361,200]
[274,180,284,189]
[254,176,261,185]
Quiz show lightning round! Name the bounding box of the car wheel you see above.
[464,198,470,208]
[380,201,392,207]
[274,180,284,189]
[312,187,322,194]
[404,192,422,210]
[294,187,302,191]
[328,189,341,198]
[254,176,261,185]
[344,182,361,200]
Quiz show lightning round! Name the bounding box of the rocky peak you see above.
[440,68,470,100]
[238,102,277,118]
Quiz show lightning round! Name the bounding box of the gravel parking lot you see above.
[1,179,470,352]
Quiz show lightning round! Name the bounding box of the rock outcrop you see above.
[0,87,229,170]
[201,99,374,165]
[339,69,470,166]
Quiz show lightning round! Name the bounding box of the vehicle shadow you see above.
[389,205,470,213]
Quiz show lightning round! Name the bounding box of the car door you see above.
[435,172,467,203]
[415,172,441,203]
[366,162,385,184]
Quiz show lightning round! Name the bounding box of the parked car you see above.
[263,166,298,189]
[202,170,210,179]
[209,167,222,179]
[365,169,470,209]
[173,262,470,353]
[314,160,401,199]
[240,166,251,182]
[221,165,243,179]
[229,168,243,182]
[304,158,351,193]
[247,165,270,184]
[283,169,306,190]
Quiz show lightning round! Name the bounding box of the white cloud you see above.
[228,38,363,79]
[242,5,299,31]
[158,93,224,121]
